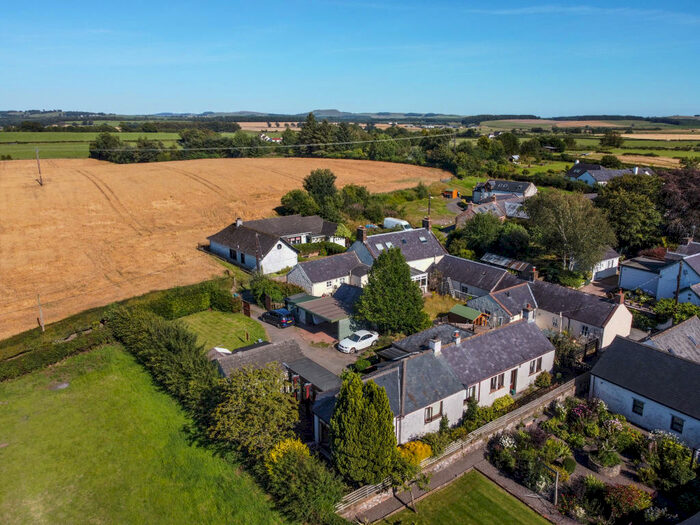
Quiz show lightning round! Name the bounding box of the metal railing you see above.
[335,379,576,512]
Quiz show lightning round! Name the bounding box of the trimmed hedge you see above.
[210,288,242,313]
[296,241,346,256]
[147,285,212,320]
[0,328,114,381]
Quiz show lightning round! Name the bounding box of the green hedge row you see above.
[296,241,347,256]
[146,281,241,319]
[0,328,114,382]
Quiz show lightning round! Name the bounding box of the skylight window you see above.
[419,236,427,243]
[375,244,384,251]
[386,241,394,248]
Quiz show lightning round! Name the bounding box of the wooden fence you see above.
[335,378,580,513]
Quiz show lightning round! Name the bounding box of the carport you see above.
[295,295,354,340]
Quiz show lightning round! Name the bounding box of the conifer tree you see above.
[361,381,398,483]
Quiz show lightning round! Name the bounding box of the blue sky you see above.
[2,1,699,116]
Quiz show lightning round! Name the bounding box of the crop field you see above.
[481,119,678,131]
[0,131,182,160]
[0,157,447,339]
[0,345,283,524]
[572,136,700,149]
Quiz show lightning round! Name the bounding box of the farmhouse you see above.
[230,214,343,246]
[348,222,446,292]
[312,351,466,445]
[430,254,522,299]
[645,315,700,364]
[467,282,537,326]
[528,280,632,349]
[619,239,700,305]
[471,179,537,204]
[435,319,556,407]
[566,162,654,186]
[590,337,700,448]
[286,251,369,296]
[454,195,527,227]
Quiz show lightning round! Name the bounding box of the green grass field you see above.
[180,310,267,350]
[0,345,284,524]
[380,470,549,525]
[480,119,679,131]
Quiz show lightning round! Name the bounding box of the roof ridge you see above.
[459,318,527,343]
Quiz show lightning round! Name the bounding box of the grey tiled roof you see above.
[211,339,304,377]
[529,280,619,328]
[475,179,534,194]
[432,255,523,292]
[670,241,700,257]
[286,357,341,392]
[439,320,554,387]
[312,351,464,423]
[620,256,672,274]
[648,316,700,364]
[363,228,446,262]
[683,253,700,275]
[592,336,700,420]
[490,283,538,317]
[244,214,337,237]
[392,323,473,355]
[295,252,367,283]
[602,246,620,260]
[567,163,602,178]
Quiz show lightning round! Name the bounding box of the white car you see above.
[337,330,379,354]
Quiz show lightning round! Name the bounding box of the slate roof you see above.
[294,251,368,283]
[432,255,523,293]
[475,179,534,194]
[243,214,337,238]
[481,253,533,273]
[683,253,700,275]
[210,339,304,377]
[439,320,555,387]
[648,316,700,364]
[208,223,291,256]
[489,283,538,317]
[313,351,464,423]
[592,336,700,420]
[455,198,526,224]
[529,279,620,327]
[620,256,673,274]
[361,228,446,262]
[567,163,603,178]
[670,241,700,257]
[585,168,631,183]
[601,246,620,260]
[297,284,362,322]
[286,357,341,391]
[392,323,473,354]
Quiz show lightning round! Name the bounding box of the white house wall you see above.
[590,376,700,449]
[600,305,633,348]
[592,257,619,280]
[210,240,258,271]
[259,243,298,274]
[535,306,631,349]
[396,390,465,444]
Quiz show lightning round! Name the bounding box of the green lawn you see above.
[423,293,461,320]
[180,310,267,350]
[380,470,549,525]
[0,345,283,524]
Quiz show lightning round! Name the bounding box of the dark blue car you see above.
[261,308,294,328]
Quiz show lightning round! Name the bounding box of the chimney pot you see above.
[429,337,442,355]
[530,266,539,281]
[523,303,535,322]
[235,217,243,227]
[422,216,432,231]
[452,330,461,345]
[357,226,367,243]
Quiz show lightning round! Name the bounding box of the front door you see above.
[510,369,517,393]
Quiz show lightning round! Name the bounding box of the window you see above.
[229,248,237,260]
[277,243,282,250]
[385,241,393,248]
[419,236,427,243]
[670,416,684,433]
[467,385,476,400]
[552,316,558,327]
[632,399,644,416]
[326,281,333,287]
[581,325,589,336]
[424,401,443,423]
[240,252,246,264]
[490,373,505,392]
[529,357,543,375]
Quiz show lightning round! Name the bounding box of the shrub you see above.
[562,456,577,475]
[265,439,345,523]
[492,394,514,413]
[534,371,552,388]
[644,431,696,490]
[541,438,571,463]
[584,422,600,438]
[398,441,432,466]
[548,464,570,484]
[604,484,652,518]
[353,358,371,373]
[567,433,586,450]
[420,416,451,456]
[616,424,643,456]
[592,447,621,468]
[210,288,241,313]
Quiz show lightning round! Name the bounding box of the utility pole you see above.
[428,195,432,217]
[37,294,45,332]
[35,148,44,186]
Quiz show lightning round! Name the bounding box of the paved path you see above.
[249,304,357,375]
[445,197,464,214]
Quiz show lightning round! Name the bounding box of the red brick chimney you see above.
[617,291,625,305]
[422,216,432,230]
[357,226,367,243]
[530,266,539,281]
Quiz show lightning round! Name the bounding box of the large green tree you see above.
[280,189,319,216]
[330,373,397,485]
[208,364,298,458]
[303,169,340,221]
[600,130,624,148]
[524,192,615,271]
[354,248,430,334]
[447,213,502,257]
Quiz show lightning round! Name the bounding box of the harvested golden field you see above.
[236,121,300,131]
[0,157,448,339]
[497,119,619,128]
[586,153,680,168]
[619,132,700,141]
